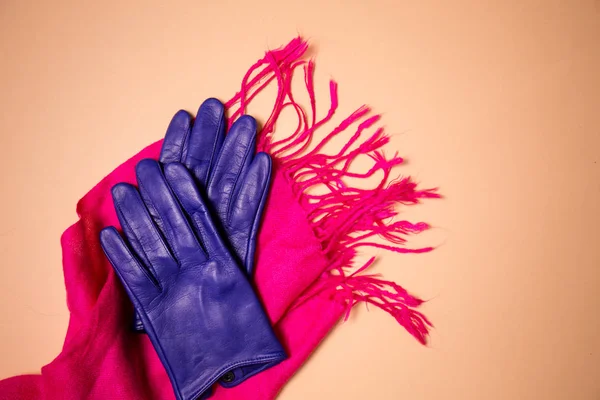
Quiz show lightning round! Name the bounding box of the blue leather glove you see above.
[100,159,286,400]
[160,98,269,276]
[131,99,270,333]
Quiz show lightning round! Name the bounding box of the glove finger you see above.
[184,98,226,186]
[99,226,160,303]
[207,115,257,224]
[230,152,272,275]
[159,109,192,164]
[164,162,227,259]
[136,159,207,262]
[114,200,152,270]
[111,182,179,282]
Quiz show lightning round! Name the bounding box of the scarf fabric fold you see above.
[0,37,438,400]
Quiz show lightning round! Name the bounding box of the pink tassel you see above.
[224,37,439,344]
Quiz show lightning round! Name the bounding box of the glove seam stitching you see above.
[204,105,225,183]
[111,204,163,290]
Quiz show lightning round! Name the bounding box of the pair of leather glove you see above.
[99,98,287,400]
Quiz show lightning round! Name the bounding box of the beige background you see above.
[1,1,599,399]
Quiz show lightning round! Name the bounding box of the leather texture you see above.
[131,98,270,333]
[161,98,269,276]
[100,159,286,400]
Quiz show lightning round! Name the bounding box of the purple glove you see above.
[100,160,286,400]
[130,99,270,332]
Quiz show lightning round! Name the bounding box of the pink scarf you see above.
[0,37,439,400]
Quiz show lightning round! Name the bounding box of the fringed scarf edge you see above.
[224,37,439,345]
